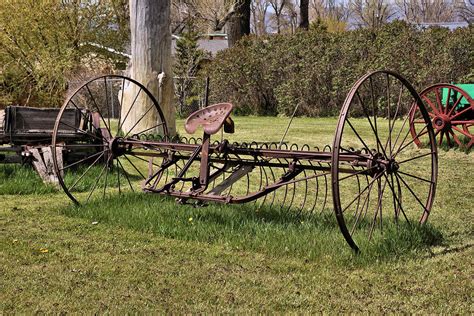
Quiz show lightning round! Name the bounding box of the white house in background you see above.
[82,33,229,61]
[171,33,229,57]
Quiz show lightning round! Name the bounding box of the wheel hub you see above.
[109,137,127,158]
[433,114,451,131]
[368,153,399,177]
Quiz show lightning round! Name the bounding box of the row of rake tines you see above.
[133,134,368,215]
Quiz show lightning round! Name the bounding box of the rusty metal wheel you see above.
[52,75,168,204]
[409,83,474,149]
[332,70,438,251]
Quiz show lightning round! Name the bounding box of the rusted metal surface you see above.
[185,103,233,135]
[49,71,438,251]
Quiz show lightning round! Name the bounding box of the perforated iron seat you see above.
[184,103,233,135]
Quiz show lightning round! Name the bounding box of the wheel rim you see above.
[52,75,169,204]
[409,83,474,149]
[332,70,438,251]
[463,123,474,148]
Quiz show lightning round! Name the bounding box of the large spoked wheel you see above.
[409,83,474,149]
[52,75,168,204]
[331,70,438,251]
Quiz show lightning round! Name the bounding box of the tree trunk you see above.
[123,0,176,136]
[299,0,309,30]
[227,0,251,47]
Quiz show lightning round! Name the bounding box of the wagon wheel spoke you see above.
[452,125,472,138]
[435,88,444,114]
[368,176,388,240]
[350,175,375,235]
[446,95,464,117]
[422,95,440,115]
[383,173,409,224]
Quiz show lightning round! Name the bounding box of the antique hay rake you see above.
[51,70,438,251]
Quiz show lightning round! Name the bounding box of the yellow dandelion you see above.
[39,248,49,253]
[13,239,18,243]
[188,217,193,222]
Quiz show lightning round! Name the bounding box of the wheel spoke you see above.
[397,151,435,165]
[103,157,110,198]
[61,149,107,171]
[86,84,111,133]
[342,173,382,214]
[389,173,398,223]
[69,151,106,191]
[369,76,379,154]
[118,87,142,133]
[438,131,444,146]
[118,77,125,135]
[117,158,135,192]
[452,125,472,138]
[58,120,103,142]
[391,115,410,154]
[384,83,403,156]
[451,106,472,120]
[395,173,430,216]
[355,91,387,158]
[435,88,444,114]
[383,173,409,223]
[116,159,121,194]
[350,177,375,235]
[129,122,165,136]
[128,153,163,168]
[368,176,387,240]
[104,77,111,136]
[447,129,462,147]
[86,155,110,203]
[397,170,434,184]
[385,73,391,157]
[394,124,428,158]
[123,104,158,138]
[345,118,372,154]
[122,154,146,180]
[422,95,440,115]
[444,87,451,114]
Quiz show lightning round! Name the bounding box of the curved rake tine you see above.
[277,158,289,211]
[351,166,362,220]
[307,161,319,214]
[254,165,264,209]
[284,170,297,215]
[296,169,309,215]
[260,165,270,206]
[266,165,277,209]
[318,162,329,213]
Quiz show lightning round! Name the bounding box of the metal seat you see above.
[184,103,233,135]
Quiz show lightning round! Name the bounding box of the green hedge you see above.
[206,21,473,117]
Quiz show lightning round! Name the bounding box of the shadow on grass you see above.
[61,193,443,266]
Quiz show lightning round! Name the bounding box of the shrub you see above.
[205,21,473,117]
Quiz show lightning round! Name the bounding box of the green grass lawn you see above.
[1,116,473,313]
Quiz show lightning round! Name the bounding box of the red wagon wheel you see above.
[332,70,437,251]
[52,75,169,204]
[409,83,474,149]
[462,122,474,148]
